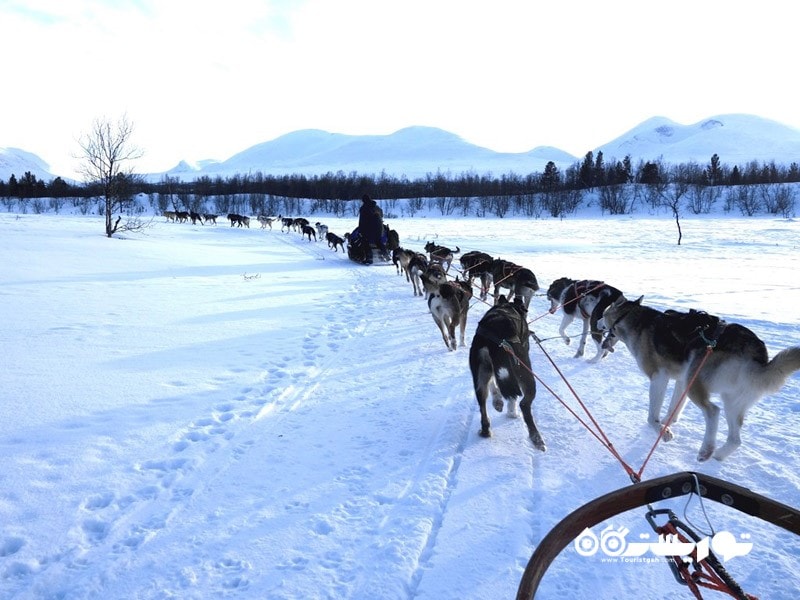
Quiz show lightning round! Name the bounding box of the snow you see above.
[1,208,799,599]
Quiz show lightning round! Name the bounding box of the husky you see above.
[459,250,494,300]
[227,213,249,227]
[392,247,415,279]
[546,277,624,362]
[202,213,218,225]
[189,211,204,225]
[281,217,294,233]
[326,231,345,252]
[407,253,429,297]
[427,279,473,350]
[420,263,448,300]
[490,259,539,309]
[424,241,460,274]
[315,222,329,240]
[601,296,800,461]
[301,224,316,241]
[258,215,276,229]
[469,296,546,451]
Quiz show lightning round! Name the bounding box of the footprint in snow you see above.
[0,536,25,557]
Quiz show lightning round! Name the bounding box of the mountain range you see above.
[3,114,800,183]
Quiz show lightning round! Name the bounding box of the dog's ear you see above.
[634,295,644,305]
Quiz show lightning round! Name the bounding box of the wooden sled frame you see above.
[516,471,800,599]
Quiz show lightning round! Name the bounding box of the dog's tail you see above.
[488,344,525,399]
[757,346,800,395]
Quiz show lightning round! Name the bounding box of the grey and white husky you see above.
[546,277,624,362]
[600,296,800,461]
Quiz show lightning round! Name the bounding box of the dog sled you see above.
[516,471,800,599]
[347,225,399,265]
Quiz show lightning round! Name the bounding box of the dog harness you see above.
[571,280,605,319]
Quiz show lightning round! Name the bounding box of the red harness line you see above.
[522,338,640,480]
[636,344,715,479]
[502,323,718,485]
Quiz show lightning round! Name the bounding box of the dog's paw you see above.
[661,426,674,442]
[697,444,715,462]
[492,398,504,412]
[530,435,547,452]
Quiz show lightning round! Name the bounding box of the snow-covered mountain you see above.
[0,147,57,183]
[4,114,800,183]
[163,126,578,181]
[595,114,800,165]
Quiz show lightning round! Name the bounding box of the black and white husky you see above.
[469,296,546,451]
[546,277,623,362]
[459,250,494,301]
[601,296,800,461]
[424,241,460,274]
[489,258,539,309]
[407,253,429,297]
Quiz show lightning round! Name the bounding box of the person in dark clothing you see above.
[357,194,386,263]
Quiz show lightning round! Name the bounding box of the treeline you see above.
[3,152,800,218]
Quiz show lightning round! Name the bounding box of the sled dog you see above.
[392,247,416,279]
[546,277,624,362]
[326,232,345,252]
[459,250,494,301]
[420,263,447,300]
[469,296,546,451]
[407,253,429,297]
[301,224,316,241]
[601,296,800,461]
[424,241,460,274]
[489,258,539,309]
[427,279,473,350]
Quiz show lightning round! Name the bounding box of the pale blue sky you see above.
[3,0,798,179]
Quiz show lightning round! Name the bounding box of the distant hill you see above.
[163,126,578,181]
[4,115,800,182]
[0,147,57,183]
[595,114,800,166]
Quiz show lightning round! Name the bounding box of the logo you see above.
[574,525,753,562]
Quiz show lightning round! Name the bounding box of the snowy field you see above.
[1,210,799,599]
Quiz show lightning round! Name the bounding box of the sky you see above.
[3,0,800,180]
[1,204,799,599]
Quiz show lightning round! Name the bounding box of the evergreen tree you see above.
[579,151,594,189]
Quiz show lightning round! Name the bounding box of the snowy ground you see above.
[1,210,798,599]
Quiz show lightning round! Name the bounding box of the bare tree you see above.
[77,115,145,237]
[656,165,691,245]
